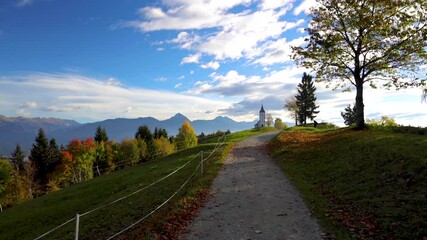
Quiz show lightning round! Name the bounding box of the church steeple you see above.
[260,105,265,113]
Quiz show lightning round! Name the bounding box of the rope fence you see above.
[34,134,227,240]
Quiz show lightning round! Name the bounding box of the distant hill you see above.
[0,114,256,156]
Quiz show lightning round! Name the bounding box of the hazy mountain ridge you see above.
[0,114,256,156]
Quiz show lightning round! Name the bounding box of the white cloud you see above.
[253,36,306,65]
[155,77,167,82]
[122,0,305,63]
[23,101,38,109]
[293,0,318,15]
[181,53,201,64]
[297,27,305,33]
[139,7,168,19]
[260,0,294,10]
[174,83,183,88]
[0,73,230,122]
[200,61,220,70]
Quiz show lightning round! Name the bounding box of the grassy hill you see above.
[269,127,427,239]
[0,128,274,240]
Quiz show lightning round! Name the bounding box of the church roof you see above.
[260,105,265,113]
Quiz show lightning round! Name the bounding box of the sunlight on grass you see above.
[269,127,427,239]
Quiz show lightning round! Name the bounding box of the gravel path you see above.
[182,131,324,240]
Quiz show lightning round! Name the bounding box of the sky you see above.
[0,0,426,126]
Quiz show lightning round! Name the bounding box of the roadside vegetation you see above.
[268,125,427,239]
[0,127,274,239]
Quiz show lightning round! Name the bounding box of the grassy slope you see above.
[268,127,427,239]
[0,127,274,240]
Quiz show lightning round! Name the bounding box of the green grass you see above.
[268,127,427,239]
[0,128,274,240]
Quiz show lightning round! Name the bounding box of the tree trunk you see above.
[355,82,365,129]
[294,111,298,126]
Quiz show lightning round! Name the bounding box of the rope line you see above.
[106,162,201,239]
[80,152,200,217]
[34,134,227,239]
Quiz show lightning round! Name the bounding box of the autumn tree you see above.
[284,97,299,126]
[65,138,97,182]
[292,0,427,129]
[266,114,274,127]
[119,139,140,166]
[0,159,12,197]
[11,144,25,172]
[152,137,175,158]
[176,121,198,150]
[295,73,319,125]
[341,104,357,126]
[274,118,285,130]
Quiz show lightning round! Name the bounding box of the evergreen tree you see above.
[154,127,168,139]
[11,144,25,172]
[135,125,155,160]
[48,138,61,172]
[135,125,153,143]
[94,125,109,143]
[295,73,319,125]
[29,128,51,189]
[341,104,357,126]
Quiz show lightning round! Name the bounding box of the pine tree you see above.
[135,125,155,160]
[135,125,153,143]
[94,125,109,143]
[295,73,319,125]
[48,138,61,172]
[11,144,25,172]
[341,104,357,126]
[29,128,51,189]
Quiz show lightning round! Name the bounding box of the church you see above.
[254,105,265,128]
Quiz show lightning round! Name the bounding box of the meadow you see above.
[269,126,427,239]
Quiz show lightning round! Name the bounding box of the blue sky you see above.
[0,0,426,126]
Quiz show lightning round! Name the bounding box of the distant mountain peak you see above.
[169,113,190,122]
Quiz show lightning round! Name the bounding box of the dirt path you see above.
[182,131,323,240]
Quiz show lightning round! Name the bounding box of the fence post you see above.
[75,213,80,240]
[200,151,204,175]
[96,165,101,176]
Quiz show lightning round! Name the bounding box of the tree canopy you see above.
[293,0,427,129]
[176,121,198,150]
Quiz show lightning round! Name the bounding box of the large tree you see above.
[295,73,319,125]
[293,0,427,129]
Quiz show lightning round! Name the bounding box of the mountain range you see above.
[0,114,256,156]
